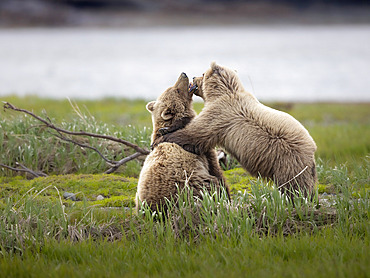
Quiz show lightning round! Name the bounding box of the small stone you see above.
[96,195,104,201]
[63,192,77,201]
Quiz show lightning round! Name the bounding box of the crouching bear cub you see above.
[159,63,317,199]
[136,72,229,212]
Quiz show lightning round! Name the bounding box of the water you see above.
[0,25,369,102]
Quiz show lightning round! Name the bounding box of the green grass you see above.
[1,232,368,278]
[0,96,369,277]
[0,176,368,277]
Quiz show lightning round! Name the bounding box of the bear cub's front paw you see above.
[158,127,170,136]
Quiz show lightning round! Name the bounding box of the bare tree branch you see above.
[52,131,116,165]
[0,162,48,178]
[3,102,150,155]
[2,101,151,175]
[105,152,142,174]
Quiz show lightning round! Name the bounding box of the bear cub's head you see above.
[190,62,243,101]
[146,72,196,144]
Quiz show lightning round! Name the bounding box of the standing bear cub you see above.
[136,72,229,213]
[158,63,317,199]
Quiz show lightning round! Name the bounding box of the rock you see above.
[96,195,104,201]
[63,192,77,201]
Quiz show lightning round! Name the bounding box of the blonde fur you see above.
[162,63,317,198]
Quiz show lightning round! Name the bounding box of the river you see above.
[0,25,369,102]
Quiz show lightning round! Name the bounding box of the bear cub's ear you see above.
[146,101,156,113]
[161,107,174,121]
[210,61,220,72]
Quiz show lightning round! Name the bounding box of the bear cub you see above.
[135,72,229,213]
[158,63,317,199]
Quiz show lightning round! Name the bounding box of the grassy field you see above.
[0,96,369,277]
